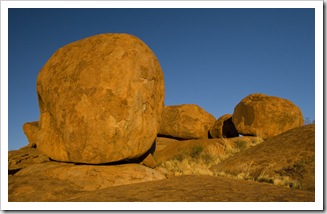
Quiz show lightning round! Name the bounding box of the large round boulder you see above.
[210,114,239,138]
[232,93,304,139]
[35,33,165,164]
[158,104,216,140]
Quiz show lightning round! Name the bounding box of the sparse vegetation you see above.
[190,145,204,159]
[158,144,217,176]
[234,139,248,151]
[213,162,302,190]
[157,137,264,177]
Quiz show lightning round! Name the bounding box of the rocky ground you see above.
[8,124,315,202]
[9,174,314,202]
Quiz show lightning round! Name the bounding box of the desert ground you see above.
[9,124,315,202]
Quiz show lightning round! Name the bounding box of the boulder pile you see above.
[10,33,308,202]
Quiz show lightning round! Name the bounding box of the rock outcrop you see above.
[22,121,39,147]
[211,124,315,191]
[8,147,50,175]
[33,33,165,164]
[158,104,216,140]
[232,93,304,139]
[210,114,239,138]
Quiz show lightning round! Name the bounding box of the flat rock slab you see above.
[14,162,166,191]
[9,175,81,202]
[9,175,313,202]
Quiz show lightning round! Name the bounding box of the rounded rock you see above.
[159,104,216,140]
[35,33,165,164]
[232,93,304,139]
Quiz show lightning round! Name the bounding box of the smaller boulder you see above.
[232,93,304,139]
[159,104,216,140]
[210,114,239,138]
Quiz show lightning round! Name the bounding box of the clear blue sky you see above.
[8,8,315,150]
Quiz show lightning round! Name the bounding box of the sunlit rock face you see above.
[34,33,165,164]
[232,93,304,139]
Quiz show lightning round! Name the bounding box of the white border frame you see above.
[1,0,323,211]
[0,0,324,8]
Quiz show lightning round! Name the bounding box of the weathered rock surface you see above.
[158,104,216,140]
[22,121,39,147]
[15,162,166,191]
[211,125,315,191]
[232,93,304,139]
[9,175,81,202]
[8,147,50,175]
[34,33,165,164]
[210,114,239,138]
[67,175,314,202]
[9,175,314,202]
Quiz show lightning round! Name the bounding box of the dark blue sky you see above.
[9,8,315,150]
